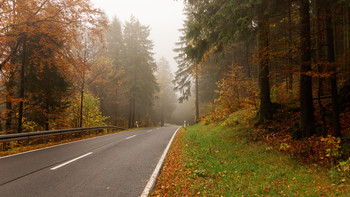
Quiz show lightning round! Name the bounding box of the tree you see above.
[257,1,273,122]
[122,16,158,128]
[175,0,350,141]
[323,0,341,137]
[173,3,209,122]
[72,29,107,128]
[107,16,124,68]
[298,0,315,138]
[215,65,258,114]
[155,57,176,126]
[104,16,125,125]
[0,0,108,132]
[25,51,71,130]
[68,92,109,127]
[176,0,276,122]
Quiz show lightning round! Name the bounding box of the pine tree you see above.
[155,57,176,126]
[298,0,315,138]
[122,16,158,128]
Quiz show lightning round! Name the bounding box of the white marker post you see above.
[184,120,186,127]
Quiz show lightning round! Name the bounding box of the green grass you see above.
[181,123,348,196]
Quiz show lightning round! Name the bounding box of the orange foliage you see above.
[1,0,107,69]
[262,130,342,164]
[0,0,108,131]
[151,128,190,196]
[254,105,347,165]
[214,65,258,115]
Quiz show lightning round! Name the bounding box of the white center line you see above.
[51,152,93,170]
[147,130,153,133]
[126,135,136,140]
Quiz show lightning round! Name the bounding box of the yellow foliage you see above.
[214,65,258,114]
[320,135,342,158]
[338,158,350,172]
[279,143,290,151]
[22,118,39,132]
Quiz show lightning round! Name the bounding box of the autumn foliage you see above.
[0,0,108,132]
[215,65,258,115]
[175,0,350,173]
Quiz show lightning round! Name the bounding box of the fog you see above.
[90,0,186,72]
[0,0,194,131]
[90,0,194,126]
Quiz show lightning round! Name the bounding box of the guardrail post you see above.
[44,136,47,144]
[26,136,29,146]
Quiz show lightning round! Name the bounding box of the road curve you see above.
[0,126,179,197]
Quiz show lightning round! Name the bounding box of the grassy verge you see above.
[152,123,349,196]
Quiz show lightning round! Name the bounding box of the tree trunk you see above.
[325,5,341,137]
[131,66,137,128]
[45,100,50,131]
[79,73,85,128]
[348,5,350,85]
[345,5,350,85]
[160,104,164,126]
[299,0,315,138]
[257,6,272,123]
[128,99,132,128]
[18,37,27,133]
[5,1,16,132]
[5,99,12,132]
[128,89,136,128]
[316,0,327,136]
[315,0,326,97]
[245,42,251,78]
[128,60,137,128]
[5,69,15,132]
[114,79,118,125]
[288,0,293,91]
[195,66,200,122]
[131,96,135,128]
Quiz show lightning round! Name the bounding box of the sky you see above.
[90,0,186,72]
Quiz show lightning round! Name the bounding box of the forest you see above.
[173,0,350,165]
[1,0,350,165]
[2,0,350,195]
[0,0,178,133]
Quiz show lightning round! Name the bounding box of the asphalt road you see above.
[0,126,179,197]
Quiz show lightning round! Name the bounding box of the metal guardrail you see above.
[0,126,125,151]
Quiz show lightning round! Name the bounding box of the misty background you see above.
[89,0,196,126]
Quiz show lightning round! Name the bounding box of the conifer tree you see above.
[122,16,158,128]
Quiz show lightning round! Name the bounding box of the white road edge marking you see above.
[126,135,136,140]
[50,152,93,170]
[141,127,181,197]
